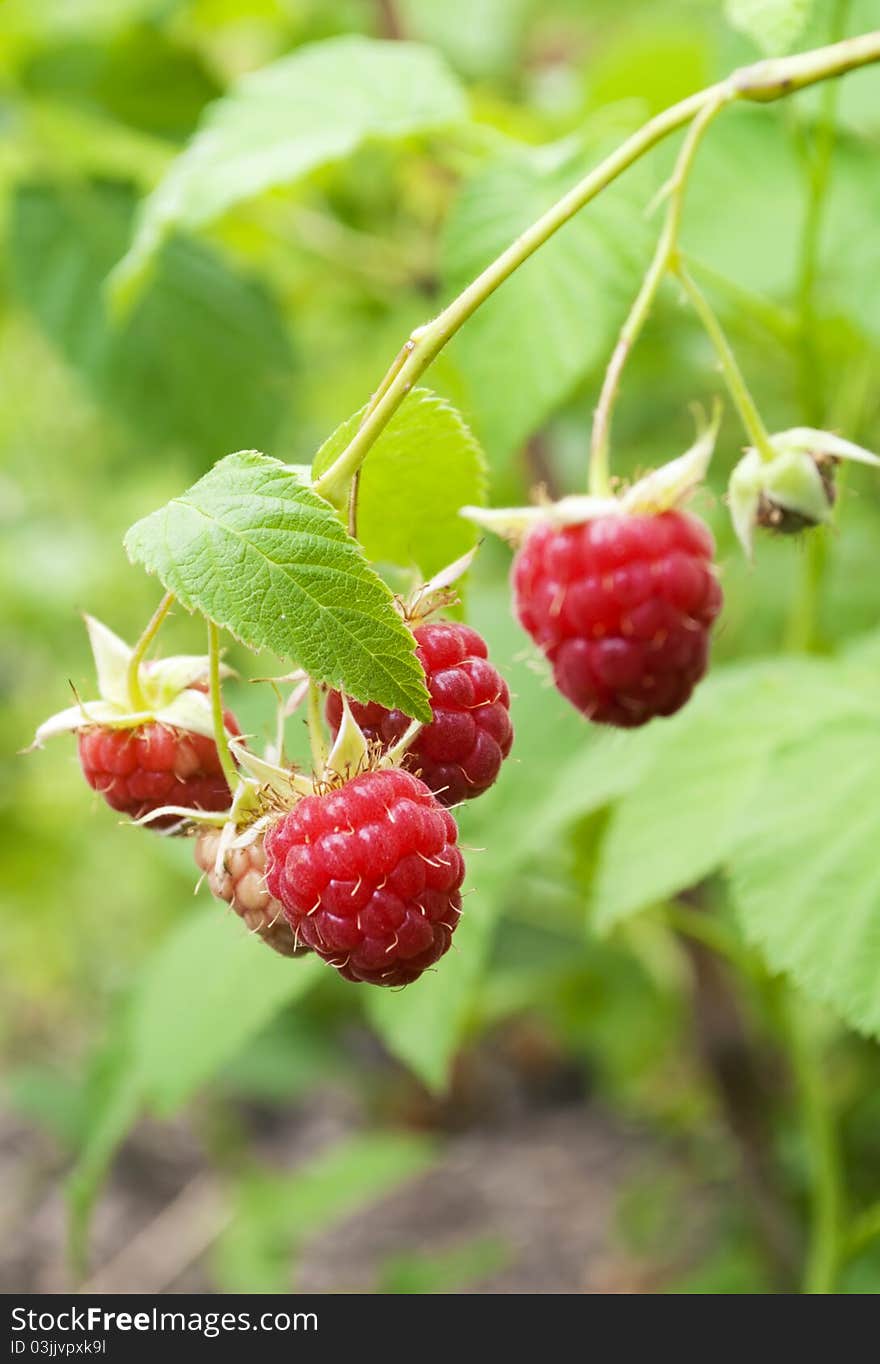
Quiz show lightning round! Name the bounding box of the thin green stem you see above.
[126,591,174,711]
[313,32,880,504]
[307,679,328,773]
[785,996,843,1293]
[207,622,239,797]
[675,262,776,461]
[589,92,726,494]
[784,529,830,653]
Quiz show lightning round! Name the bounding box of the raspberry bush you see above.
[17,16,880,1297]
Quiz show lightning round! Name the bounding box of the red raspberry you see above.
[326,622,513,806]
[78,706,240,826]
[194,828,306,958]
[264,768,464,987]
[512,511,722,727]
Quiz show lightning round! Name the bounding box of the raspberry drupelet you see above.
[512,510,722,727]
[326,621,513,806]
[194,827,306,958]
[265,768,464,987]
[78,708,240,826]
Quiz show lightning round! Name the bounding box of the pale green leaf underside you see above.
[730,722,880,1039]
[124,450,431,721]
[312,388,488,577]
[111,35,467,302]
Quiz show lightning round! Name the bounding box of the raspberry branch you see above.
[588,91,726,497]
[313,31,880,506]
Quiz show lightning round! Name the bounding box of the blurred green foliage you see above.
[4,0,880,1295]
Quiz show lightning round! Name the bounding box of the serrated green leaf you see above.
[125,451,431,720]
[441,137,650,462]
[133,907,324,1114]
[725,0,813,54]
[111,36,467,304]
[312,389,487,578]
[592,657,878,932]
[7,181,295,462]
[730,722,880,1039]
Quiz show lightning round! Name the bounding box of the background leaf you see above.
[132,907,324,1114]
[7,180,295,461]
[730,721,880,1038]
[441,136,651,464]
[125,450,432,719]
[216,1133,434,1292]
[725,0,814,54]
[312,388,487,577]
[591,657,876,931]
[112,35,468,301]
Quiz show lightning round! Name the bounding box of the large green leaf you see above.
[312,389,487,577]
[7,180,294,460]
[111,36,467,303]
[730,721,880,1039]
[592,657,875,932]
[132,907,325,1114]
[125,450,431,720]
[441,136,651,462]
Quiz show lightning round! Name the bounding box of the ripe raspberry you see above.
[195,828,306,958]
[78,708,240,825]
[326,622,513,806]
[512,511,722,727]
[265,768,464,987]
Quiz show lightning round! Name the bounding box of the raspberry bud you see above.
[326,621,512,806]
[728,428,880,556]
[265,768,463,987]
